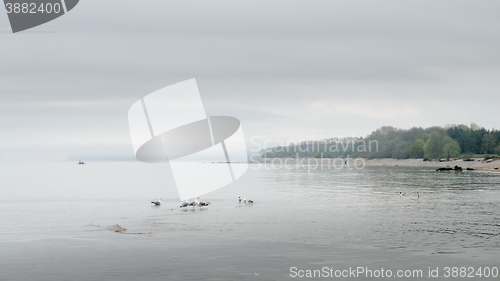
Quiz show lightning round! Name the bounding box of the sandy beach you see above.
[256,157,500,172]
[363,158,500,172]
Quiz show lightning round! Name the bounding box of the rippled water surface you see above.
[1,162,499,280]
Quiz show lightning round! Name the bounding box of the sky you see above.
[1,0,499,161]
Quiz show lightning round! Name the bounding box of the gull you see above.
[151,197,162,205]
[243,197,247,203]
[239,197,242,203]
[188,199,196,208]
[179,198,189,209]
[198,201,210,207]
[194,197,211,208]
[198,201,211,208]
[247,199,254,203]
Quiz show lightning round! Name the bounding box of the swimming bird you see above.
[243,197,247,203]
[247,199,254,203]
[417,192,420,199]
[198,201,211,208]
[239,197,241,203]
[151,197,162,205]
[179,198,189,209]
[399,192,406,196]
[193,197,210,208]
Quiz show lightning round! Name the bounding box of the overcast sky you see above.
[1,0,499,160]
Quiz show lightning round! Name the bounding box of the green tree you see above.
[409,139,425,158]
[470,122,481,131]
[495,144,500,155]
[262,152,275,158]
[391,139,407,159]
[424,132,445,159]
[481,134,497,154]
[463,152,474,160]
[442,136,461,160]
[323,151,335,158]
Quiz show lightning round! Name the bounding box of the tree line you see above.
[261,123,500,160]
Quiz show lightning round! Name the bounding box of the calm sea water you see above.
[0,162,499,280]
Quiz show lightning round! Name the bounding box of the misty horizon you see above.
[2,0,500,162]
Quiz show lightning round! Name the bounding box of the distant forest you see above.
[262,123,500,160]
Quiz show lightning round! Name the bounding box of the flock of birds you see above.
[153,192,417,207]
[238,197,253,203]
[152,191,417,208]
[151,197,211,208]
[179,197,211,209]
[153,192,418,207]
[150,196,255,208]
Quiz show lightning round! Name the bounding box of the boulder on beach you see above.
[436,167,453,171]
[436,165,462,171]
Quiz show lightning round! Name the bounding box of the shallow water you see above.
[0,162,499,280]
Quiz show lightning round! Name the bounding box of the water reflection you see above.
[0,162,499,280]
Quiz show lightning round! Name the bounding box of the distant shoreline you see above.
[255,157,500,172]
